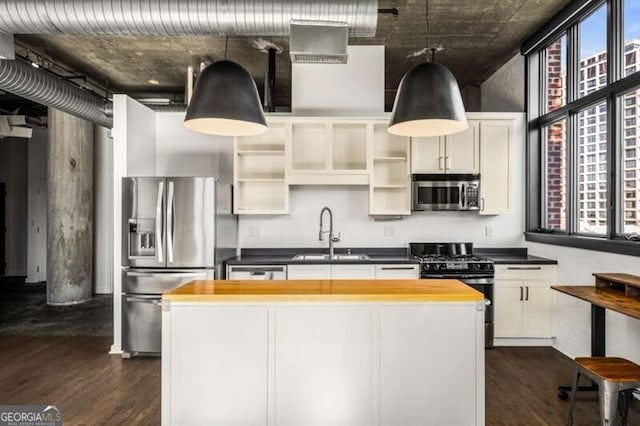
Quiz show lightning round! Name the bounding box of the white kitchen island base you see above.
[162,298,485,426]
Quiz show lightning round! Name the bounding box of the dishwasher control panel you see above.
[227,265,288,280]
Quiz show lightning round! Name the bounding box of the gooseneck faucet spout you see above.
[319,206,339,257]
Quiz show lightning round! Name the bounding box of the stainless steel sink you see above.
[292,254,370,261]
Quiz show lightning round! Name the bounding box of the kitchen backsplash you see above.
[238,186,525,248]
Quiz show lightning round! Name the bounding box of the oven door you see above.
[413,181,465,211]
[460,276,494,349]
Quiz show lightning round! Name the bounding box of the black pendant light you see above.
[388,60,468,137]
[184,39,267,136]
[388,1,467,138]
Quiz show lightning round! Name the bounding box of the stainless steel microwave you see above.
[412,174,480,211]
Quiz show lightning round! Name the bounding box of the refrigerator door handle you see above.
[167,180,175,264]
[155,181,164,263]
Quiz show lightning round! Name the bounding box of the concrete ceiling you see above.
[12,0,572,111]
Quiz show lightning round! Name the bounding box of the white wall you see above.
[292,46,385,116]
[111,95,157,353]
[0,137,28,276]
[155,112,233,181]
[481,54,525,112]
[94,126,113,294]
[527,242,640,363]
[26,129,47,282]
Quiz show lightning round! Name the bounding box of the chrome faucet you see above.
[319,206,340,256]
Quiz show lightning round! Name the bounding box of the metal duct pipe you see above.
[0,59,112,128]
[0,0,378,37]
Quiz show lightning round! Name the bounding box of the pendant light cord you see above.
[425,0,429,61]
[224,36,229,60]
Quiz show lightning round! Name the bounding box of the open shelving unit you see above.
[369,123,411,215]
[234,122,289,214]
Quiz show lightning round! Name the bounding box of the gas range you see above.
[410,242,494,277]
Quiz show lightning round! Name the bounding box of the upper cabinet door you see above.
[444,120,479,173]
[479,120,513,215]
[411,136,444,173]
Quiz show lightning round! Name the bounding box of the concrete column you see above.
[47,108,94,305]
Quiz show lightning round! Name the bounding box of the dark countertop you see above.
[474,248,557,265]
[225,255,420,265]
[224,247,419,266]
[224,247,557,266]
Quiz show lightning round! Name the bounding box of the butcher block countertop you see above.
[163,279,484,302]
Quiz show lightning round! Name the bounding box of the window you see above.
[546,35,567,112]
[624,0,640,78]
[543,118,567,230]
[526,0,640,255]
[579,102,609,234]
[579,6,607,98]
[621,86,640,234]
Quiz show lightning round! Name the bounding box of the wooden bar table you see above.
[552,273,640,399]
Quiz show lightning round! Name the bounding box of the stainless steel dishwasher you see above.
[227,265,287,280]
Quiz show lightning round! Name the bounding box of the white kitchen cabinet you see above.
[494,265,556,339]
[331,264,377,279]
[287,264,331,280]
[479,120,513,215]
[164,305,269,425]
[379,305,481,425]
[274,306,373,425]
[288,119,370,185]
[286,263,418,280]
[234,120,289,214]
[369,122,411,216]
[375,264,419,279]
[411,121,479,174]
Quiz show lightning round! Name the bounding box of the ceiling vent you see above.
[289,21,349,64]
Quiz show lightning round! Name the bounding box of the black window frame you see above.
[524,0,640,256]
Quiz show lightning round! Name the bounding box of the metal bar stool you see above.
[567,357,640,425]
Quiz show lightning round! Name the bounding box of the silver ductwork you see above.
[290,20,348,64]
[0,59,112,128]
[0,0,378,37]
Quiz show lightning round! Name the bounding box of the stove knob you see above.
[471,263,480,270]
[423,264,430,271]
[433,263,441,271]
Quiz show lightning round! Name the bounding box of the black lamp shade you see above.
[184,60,268,136]
[388,62,468,137]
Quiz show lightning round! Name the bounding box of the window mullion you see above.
[567,24,580,233]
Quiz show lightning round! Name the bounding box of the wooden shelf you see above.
[373,184,407,189]
[374,156,406,162]
[237,178,286,182]
[237,150,284,155]
[593,273,640,296]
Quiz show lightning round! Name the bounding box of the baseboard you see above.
[109,344,122,355]
[494,337,553,347]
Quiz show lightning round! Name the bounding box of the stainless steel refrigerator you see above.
[121,177,237,356]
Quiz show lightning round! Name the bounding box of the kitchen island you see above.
[162,279,486,426]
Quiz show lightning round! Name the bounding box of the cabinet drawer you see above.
[287,264,331,280]
[375,264,419,279]
[494,265,555,281]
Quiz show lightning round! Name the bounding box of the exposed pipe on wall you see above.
[264,48,277,112]
[0,0,378,37]
[0,59,112,128]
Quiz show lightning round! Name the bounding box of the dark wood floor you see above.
[0,336,637,425]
